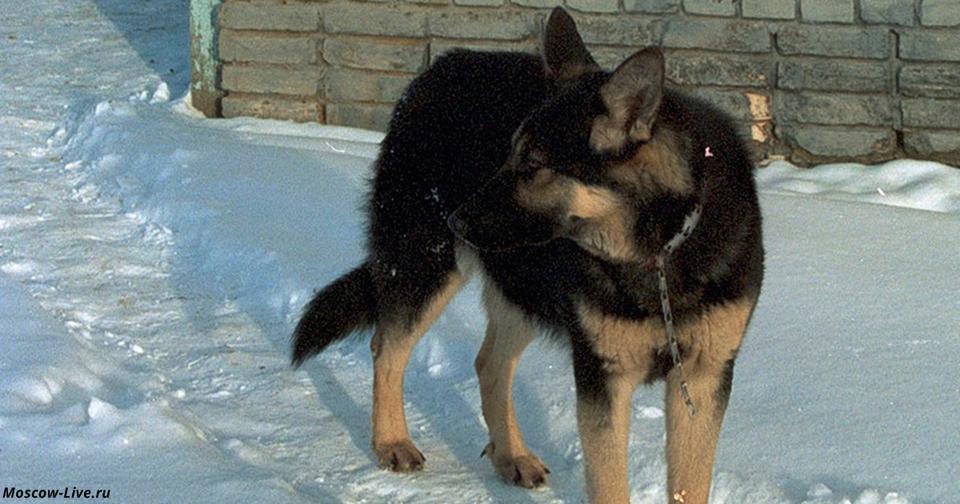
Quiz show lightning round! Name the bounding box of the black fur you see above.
[291,8,763,498]
[291,263,377,367]
[293,50,763,405]
[291,50,548,362]
[450,78,764,406]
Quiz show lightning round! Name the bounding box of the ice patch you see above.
[94,101,112,116]
[0,214,45,231]
[150,82,170,104]
[221,438,277,468]
[49,125,69,145]
[95,153,122,171]
[114,263,159,277]
[141,221,174,246]
[4,377,55,408]
[72,310,99,325]
[87,396,119,420]
[635,406,664,419]
[797,487,913,504]
[1,260,40,275]
[853,490,910,504]
[72,182,100,203]
[808,483,834,498]
[425,338,451,378]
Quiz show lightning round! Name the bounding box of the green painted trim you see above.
[189,0,223,117]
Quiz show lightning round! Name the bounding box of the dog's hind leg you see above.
[475,283,549,488]
[370,270,465,472]
[664,297,756,504]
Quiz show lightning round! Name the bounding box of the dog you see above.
[292,8,763,504]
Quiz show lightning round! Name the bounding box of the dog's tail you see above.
[291,262,377,368]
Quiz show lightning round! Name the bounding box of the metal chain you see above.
[655,203,702,418]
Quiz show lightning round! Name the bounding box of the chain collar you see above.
[654,203,702,417]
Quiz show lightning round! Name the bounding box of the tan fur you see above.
[579,297,754,373]
[370,272,465,468]
[475,281,549,487]
[514,168,567,213]
[589,51,663,152]
[607,129,693,196]
[577,303,661,376]
[664,369,723,504]
[574,305,651,503]
[577,373,641,504]
[515,170,639,262]
[568,185,640,262]
[577,297,757,504]
[569,184,624,219]
[676,296,755,372]
[590,114,630,153]
[665,298,756,504]
[590,69,651,152]
[554,61,599,82]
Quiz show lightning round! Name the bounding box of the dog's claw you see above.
[501,456,549,489]
[374,440,426,473]
[521,470,546,488]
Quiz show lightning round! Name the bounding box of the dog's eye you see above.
[518,169,540,182]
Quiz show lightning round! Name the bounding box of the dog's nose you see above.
[447,213,468,237]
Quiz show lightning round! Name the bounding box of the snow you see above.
[758,161,960,214]
[1,1,957,503]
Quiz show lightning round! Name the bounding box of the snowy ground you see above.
[1,1,958,503]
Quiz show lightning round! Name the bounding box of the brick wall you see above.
[215,0,960,166]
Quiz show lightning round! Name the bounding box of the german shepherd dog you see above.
[292,8,763,504]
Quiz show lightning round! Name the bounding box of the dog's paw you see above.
[374,440,426,472]
[483,443,550,489]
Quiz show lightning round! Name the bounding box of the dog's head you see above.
[448,8,692,262]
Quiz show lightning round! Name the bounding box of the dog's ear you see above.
[589,48,665,153]
[542,7,599,81]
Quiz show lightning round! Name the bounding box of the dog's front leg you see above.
[476,284,549,488]
[573,344,641,504]
[664,298,755,504]
[663,359,734,504]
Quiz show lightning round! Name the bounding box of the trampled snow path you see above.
[2,1,315,502]
[1,1,958,503]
